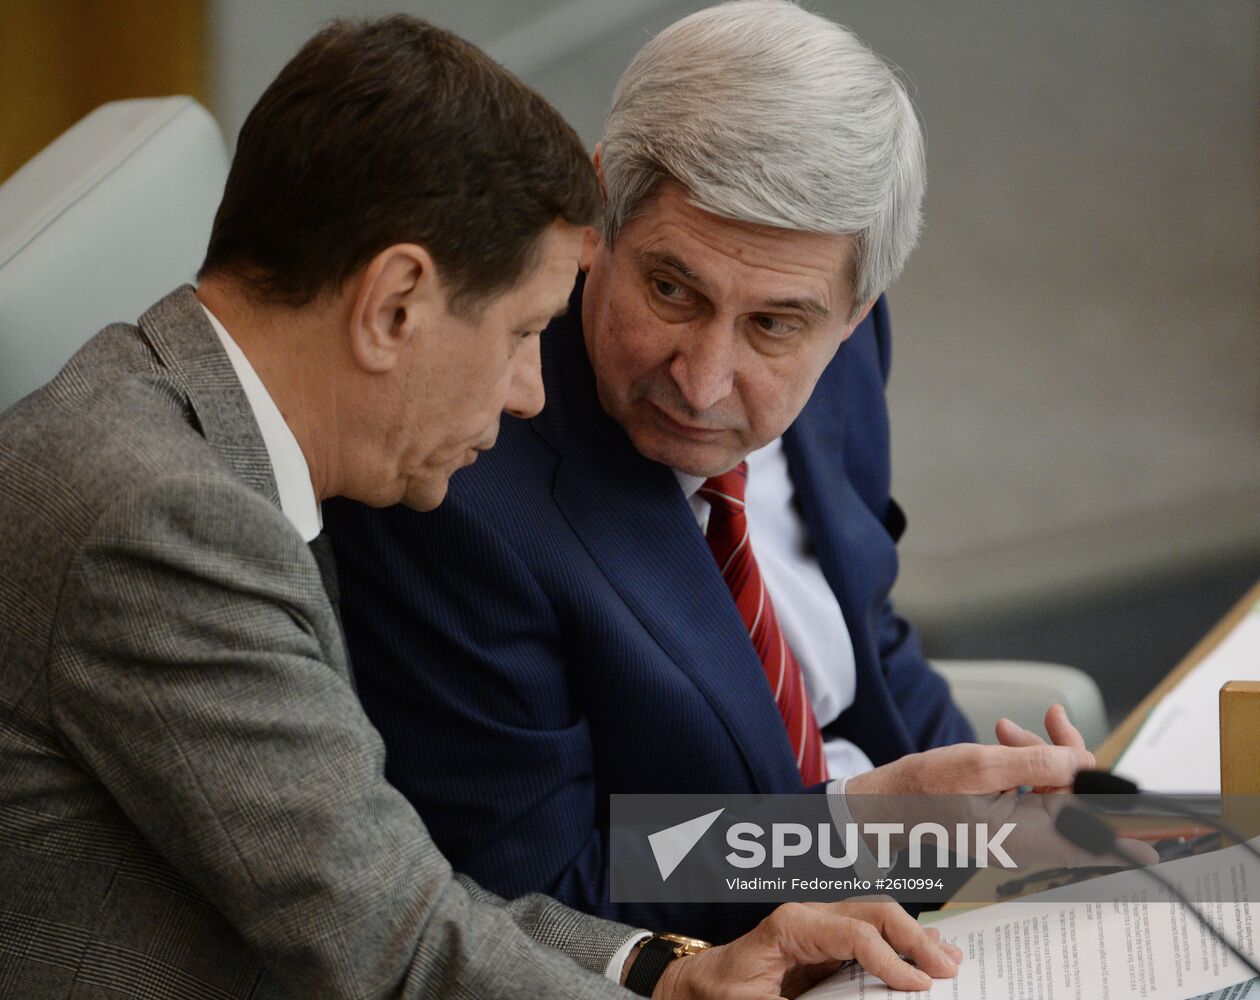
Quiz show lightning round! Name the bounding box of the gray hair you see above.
[599,0,925,313]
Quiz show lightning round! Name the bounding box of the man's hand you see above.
[845,712,1092,799]
[842,706,1156,867]
[652,899,961,999]
[841,738,1090,866]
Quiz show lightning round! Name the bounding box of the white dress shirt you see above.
[202,305,322,542]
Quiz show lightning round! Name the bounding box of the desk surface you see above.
[1095,577,1260,768]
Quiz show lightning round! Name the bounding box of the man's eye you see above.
[752,314,798,337]
[652,277,685,300]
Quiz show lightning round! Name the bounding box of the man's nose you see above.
[504,337,546,419]
[668,323,736,413]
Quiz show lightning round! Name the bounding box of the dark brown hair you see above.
[200,16,600,314]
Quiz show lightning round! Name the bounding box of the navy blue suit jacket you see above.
[325,286,974,942]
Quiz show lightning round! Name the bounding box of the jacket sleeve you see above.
[47,474,636,999]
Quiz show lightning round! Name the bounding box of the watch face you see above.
[659,932,712,955]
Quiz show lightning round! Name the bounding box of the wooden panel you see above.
[1221,681,1260,796]
[0,0,206,181]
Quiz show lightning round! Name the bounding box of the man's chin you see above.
[399,448,487,511]
[627,424,742,478]
[399,477,449,513]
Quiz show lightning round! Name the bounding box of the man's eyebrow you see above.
[636,249,699,280]
[765,296,831,321]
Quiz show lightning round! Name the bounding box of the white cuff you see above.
[825,774,896,881]
[605,929,653,984]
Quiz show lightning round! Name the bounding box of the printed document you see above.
[799,838,1260,1000]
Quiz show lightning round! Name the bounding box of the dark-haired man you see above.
[0,13,960,1000]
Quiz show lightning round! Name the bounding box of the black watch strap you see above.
[625,936,677,997]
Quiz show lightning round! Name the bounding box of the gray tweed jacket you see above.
[0,286,636,999]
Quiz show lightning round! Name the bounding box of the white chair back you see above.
[0,96,228,412]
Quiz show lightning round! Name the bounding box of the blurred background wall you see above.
[6,0,1258,724]
[0,1,207,179]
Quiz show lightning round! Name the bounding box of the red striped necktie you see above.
[699,462,829,786]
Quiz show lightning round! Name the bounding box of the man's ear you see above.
[348,243,438,373]
[581,143,608,274]
[580,227,600,272]
[841,298,878,342]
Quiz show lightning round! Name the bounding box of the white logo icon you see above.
[648,808,725,881]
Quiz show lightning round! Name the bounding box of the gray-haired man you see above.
[326,0,1094,956]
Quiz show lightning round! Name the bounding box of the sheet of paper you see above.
[799,838,1260,1000]
[1115,602,1260,794]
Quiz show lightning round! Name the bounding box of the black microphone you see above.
[1055,805,1260,978]
[1073,770,1260,864]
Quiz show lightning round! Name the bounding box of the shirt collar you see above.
[673,469,706,500]
[201,304,323,542]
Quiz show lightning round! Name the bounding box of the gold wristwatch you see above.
[625,933,712,996]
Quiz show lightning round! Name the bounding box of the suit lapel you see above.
[782,355,853,621]
[136,285,281,510]
[532,306,805,791]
